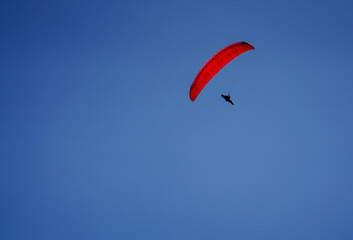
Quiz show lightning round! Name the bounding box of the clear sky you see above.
[1,0,353,239]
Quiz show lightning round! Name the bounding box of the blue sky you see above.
[1,0,353,239]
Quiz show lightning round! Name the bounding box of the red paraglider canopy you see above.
[189,41,254,101]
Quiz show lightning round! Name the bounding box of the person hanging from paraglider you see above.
[221,93,234,105]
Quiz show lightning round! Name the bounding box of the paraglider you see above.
[189,41,254,102]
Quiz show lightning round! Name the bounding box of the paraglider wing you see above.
[189,41,254,101]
